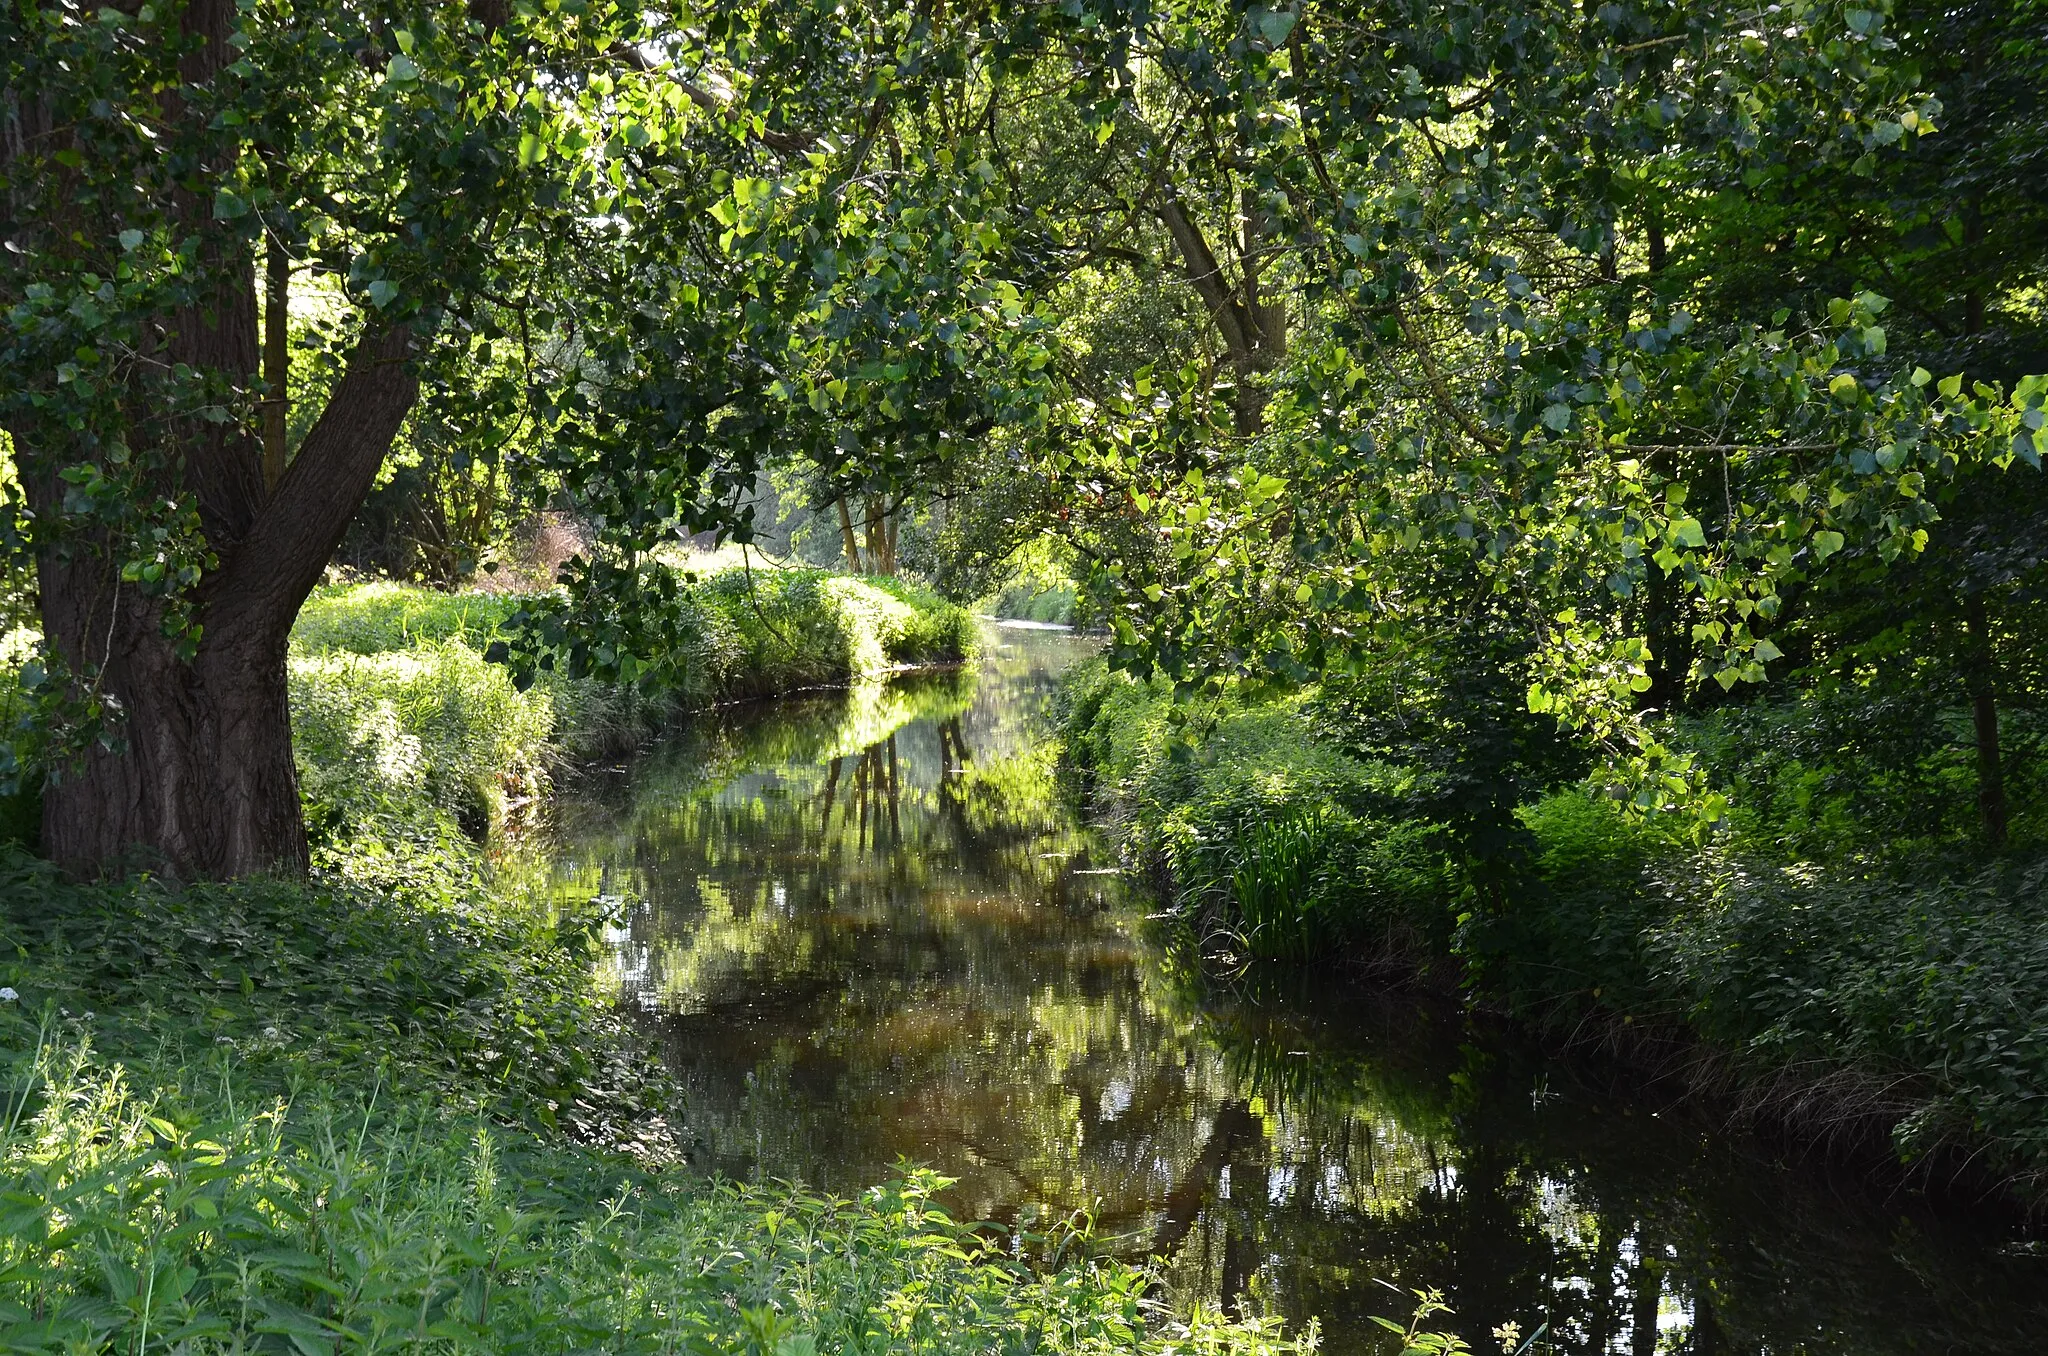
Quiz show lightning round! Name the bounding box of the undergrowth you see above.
[0,852,1306,1354]
[1062,662,2048,1190]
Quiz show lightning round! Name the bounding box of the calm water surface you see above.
[554,623,2048,1354]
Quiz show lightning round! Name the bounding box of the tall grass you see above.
[0,1054,1294,1356]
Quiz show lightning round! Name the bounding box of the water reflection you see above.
[554,624,2048,1354]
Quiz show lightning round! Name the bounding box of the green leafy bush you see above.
[1064,666,1459,962]
[0,851,661,1144]
[290,640,553,877]
[1674,691,2048,862]
[1644,853,2048,1170]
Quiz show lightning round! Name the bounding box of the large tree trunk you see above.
[16,324,418,878]
[33,568,306,877]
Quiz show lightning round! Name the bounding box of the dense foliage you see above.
[1065,664,2048,1186]
[0,853,1308,1355]
[9,0,2042,869]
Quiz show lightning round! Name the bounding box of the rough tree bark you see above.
[25,326,418,878]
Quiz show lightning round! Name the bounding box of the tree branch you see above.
[210,324,419,645]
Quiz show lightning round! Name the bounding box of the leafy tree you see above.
[1005,0,2048,823]
[0,0,711,874]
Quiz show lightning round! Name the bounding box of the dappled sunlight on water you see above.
[553,623,2048,1355]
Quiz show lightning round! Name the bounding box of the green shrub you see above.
[0,850,659,1143]
[1066,668,1459,961]
[1643,852,2048,1170]
[289,640,553,872]
[1673,691,2048,861]
[0,1067,1301,1356]
[293,580,520,655]
[1447,789,1683,1025]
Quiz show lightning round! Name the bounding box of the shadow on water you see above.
[550,622,2048,1355]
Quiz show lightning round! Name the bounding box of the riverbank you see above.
[0,850,1311,1354]
[288,566,975,889]
[0,579,1317,1355]
[1061,665,2048,1199]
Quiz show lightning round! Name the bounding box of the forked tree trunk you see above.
[14,324,418,878]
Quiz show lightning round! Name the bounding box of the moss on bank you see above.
[1062,664,2048,1192]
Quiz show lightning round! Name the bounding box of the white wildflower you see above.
[0,987,16,1001]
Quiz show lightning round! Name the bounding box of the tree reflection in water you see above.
[549,623,2048,1355]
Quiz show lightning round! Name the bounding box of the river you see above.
[550,621,2048,1354]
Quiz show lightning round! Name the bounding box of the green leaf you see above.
[366,279,398,309]
[1811,530,1845,560]
[1253,7,1296,44]
[386,53,420,83]
[1540,403,1572,432]
[1671,517,1706,548]
[213,190,249,220]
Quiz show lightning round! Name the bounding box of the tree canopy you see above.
[3,0,2043,873]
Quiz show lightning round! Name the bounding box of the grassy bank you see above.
[0,575,1317,1354]
[282,567,973,883]
[1062,665,2048,1192]
[0,852,1306,1354]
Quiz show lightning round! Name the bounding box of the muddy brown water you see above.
[550,622,2048,1354]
